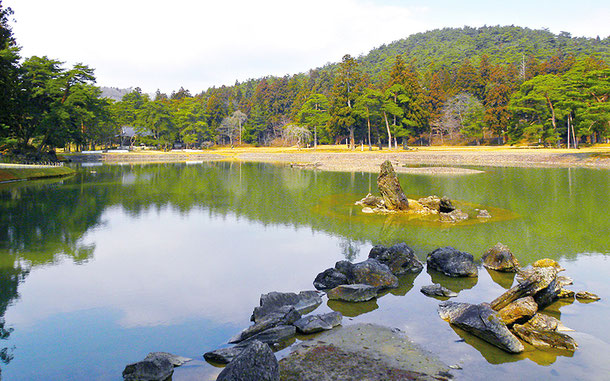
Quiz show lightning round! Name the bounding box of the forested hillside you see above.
[1,0,609,158]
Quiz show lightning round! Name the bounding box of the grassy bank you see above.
[0,165,75,183]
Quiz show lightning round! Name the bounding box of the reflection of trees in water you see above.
[0,177,104,371]
[0,264,29,367]
[339,239,362,261]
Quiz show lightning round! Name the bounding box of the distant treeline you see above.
[1,2,609,152]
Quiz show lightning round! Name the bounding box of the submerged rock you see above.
[279,323,452,381]
[313,268,349,290]
[497,296,538,325]
[230,306,301,344]
[327,284,379,302]
[293,312,342,334]
[575,291,601,301]
[427,247,478,277]
[377,160,409,211]
[123,352,191,381]
[481,243,520,272]
[420,284,458,298]
[251,291,322,322]
[512,324,577,351]
[216,340,280,381]
[368,243,423,275]
[438,301,524,353]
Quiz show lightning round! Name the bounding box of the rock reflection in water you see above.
[427,269,478,293]
[327,299,379,317]
[485,268,516,290]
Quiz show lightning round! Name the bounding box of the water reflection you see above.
[0,162,608,379]
[427,268,479,293]
[485,268,516,290]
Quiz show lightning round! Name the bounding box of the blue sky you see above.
[5,0,609,94]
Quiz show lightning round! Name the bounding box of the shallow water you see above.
[0,162,608,380]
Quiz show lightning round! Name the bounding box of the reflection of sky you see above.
[6,206,362,329]
[3,205,367,379]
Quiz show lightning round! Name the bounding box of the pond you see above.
[0,161,608,380]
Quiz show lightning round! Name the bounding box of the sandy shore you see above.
[70,146,610,175]
[234,147,610,174]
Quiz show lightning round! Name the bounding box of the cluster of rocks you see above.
[122,238,599,380]
[356,160,491,222]
[437,243,600,354]
[314,243,423,301]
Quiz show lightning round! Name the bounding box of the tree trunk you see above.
[545,94,559,148]
[383,111,392,150]
[367,116,372,151]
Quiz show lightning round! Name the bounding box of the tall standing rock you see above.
[377,160,409,210]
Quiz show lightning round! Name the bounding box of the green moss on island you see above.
[0,165,75,182]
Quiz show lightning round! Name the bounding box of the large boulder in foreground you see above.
[251,291,322,322]
[481,243,520,272]
[427,247,478,277]
[368,243,423,275]
[216,340,280,381]
[377,160,409,211]
[293,312,343,334]
[438,301,524,353]
[279,323,451,381]
[123,352,191,380]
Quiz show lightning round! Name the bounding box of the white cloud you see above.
[6,0,426,92]
[4,0,609,93]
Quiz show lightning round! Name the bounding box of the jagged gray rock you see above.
[230,306,301,343]
[293,312,343,334]
[438,301,524,353]
[216,340,280,381]
[344,258,399,289]
[313,268,349,290]
[368,243,423,275]
[251,291,322,322]
[427,247,478,277]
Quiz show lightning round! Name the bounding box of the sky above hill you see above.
[5,0,610,94]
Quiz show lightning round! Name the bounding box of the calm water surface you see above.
[0,162,608,380]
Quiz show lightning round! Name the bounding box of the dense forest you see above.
[1,1,609,158]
